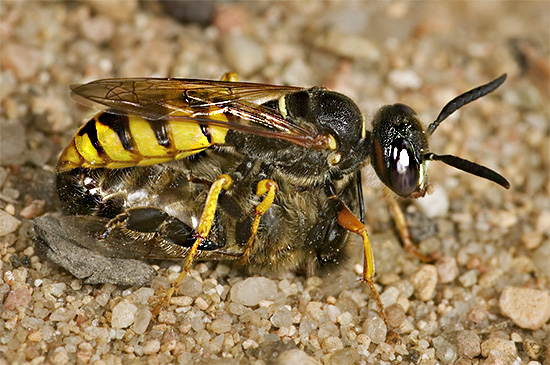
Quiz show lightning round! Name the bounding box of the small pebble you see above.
[432,336,457,364]
[194,296,209,310]
[210,318,232,334]
[142,339,161,355]
[467,306,488,324]
[456,330,481,358]
[380,286,400,307]
[82,0,138,22]
[337,311,353,326]
[315,29,380,61]
[410,264,438,301]
[50,347,70,365]
[0,210,21,236]
[536,211,550,234]
[523,339,543,360]
[325,304,341,323]
[415,186,450,218]
[4,287,31,310]
[275,349,319,364]
[158,309,176,325]
[221,34,266,76]
[133,308,152,334]
[230,277,277,306]
[214,4,250,33]
[480,337,517,358]
[178,276,202,297]
[385,303,406,328]
[322,336,344,352]
[458,269,478,287]
[80,15,114,44]
[305,301,324,321]
[111,300,138,329]
[478,268,503,289]
[43,283,66,298]
[499,287,550,330]
[362,316,387,344]
[522,231,543,250]
[1,43,42,80]
[436,257,459,284]
[132,287,155,305]
[50,308,76,322]
[19,199,45,219]
[388,69,422,90]
[271,305,292,328]
[324,348,360,365]
[159,0,215,26]
[170,296,193,307]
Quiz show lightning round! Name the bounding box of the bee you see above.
[42,72,510,318]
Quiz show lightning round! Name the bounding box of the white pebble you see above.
[133,308,152,334]
[415,186,450,218]
[111,300,137,329]
[410,265,438,301]
[388,69,422,90]
[499,287,550,330]
[0,210,20,236]
[230,277,277,306]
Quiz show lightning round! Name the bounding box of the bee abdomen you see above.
[56,110,229,172]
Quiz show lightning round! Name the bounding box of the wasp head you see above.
[370,74,510,199]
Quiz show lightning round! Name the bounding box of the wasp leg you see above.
[335,199,386,324]
[386,197,432,263]
[154,174,233,315]
[220,71,239,82]
[239,179,278,264]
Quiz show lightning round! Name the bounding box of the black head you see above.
[371,74,510,198]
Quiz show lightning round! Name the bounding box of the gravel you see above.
[1,1,549,364]
[499,286,550,330]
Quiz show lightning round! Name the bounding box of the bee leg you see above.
[100,207,198,247]
[153,174,233,316]
[239,179,278,264]
[335,199,386,324]
[387,196,432,263]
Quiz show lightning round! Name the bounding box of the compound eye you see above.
[389,138,420,196]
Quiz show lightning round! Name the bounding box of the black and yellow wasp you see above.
[47,72,510,317]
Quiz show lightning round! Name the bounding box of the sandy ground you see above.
[1,1,549,364]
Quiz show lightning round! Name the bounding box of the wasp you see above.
[44,72,510,318]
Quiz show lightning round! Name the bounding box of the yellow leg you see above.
[336,202,386,324]
[153,174,232,316]
[240,179,278,264]
[220,72,238,82]
[387,197,431,263]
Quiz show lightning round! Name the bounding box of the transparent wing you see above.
[70,78,331,148]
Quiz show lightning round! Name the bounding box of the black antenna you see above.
[424,153,510,189]
[427,74,507,135]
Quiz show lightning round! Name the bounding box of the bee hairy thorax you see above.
[56,141,358,273]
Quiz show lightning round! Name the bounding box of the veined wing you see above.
[70,78,331,149]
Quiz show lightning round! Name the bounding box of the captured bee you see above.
[47,72,510,318]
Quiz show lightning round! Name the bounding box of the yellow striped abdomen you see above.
[56,110,228,172]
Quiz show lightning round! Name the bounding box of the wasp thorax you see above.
[371,103,429,198]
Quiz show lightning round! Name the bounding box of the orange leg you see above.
[336,201,386,324]
[240,179,278,264]
[153,174,232,315]
[387,197,431,263]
